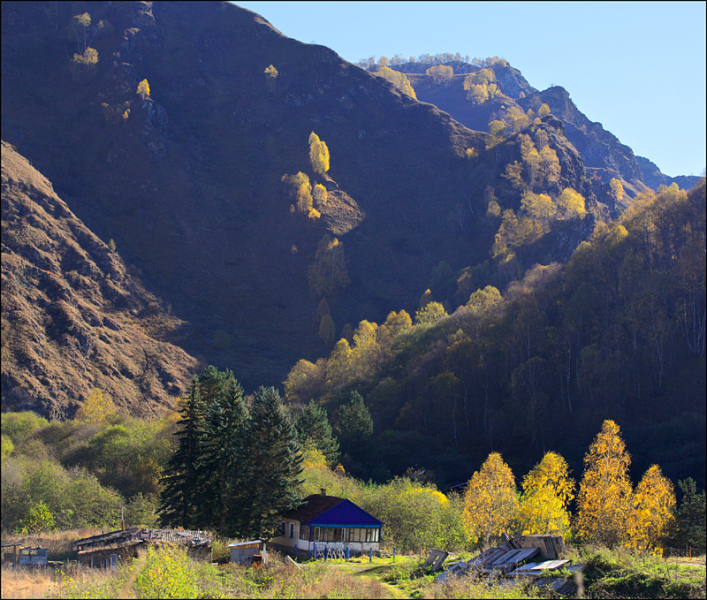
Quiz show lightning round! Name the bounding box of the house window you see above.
[279,521,285,536]
[300,525,310,541]
[312,527,320,541]
[289,523,295,538]
[365,528,379,542]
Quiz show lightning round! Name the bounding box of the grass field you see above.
[1,535,704,599]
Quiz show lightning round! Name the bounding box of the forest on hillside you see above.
[284,181,706,490]
[1,4,704,569]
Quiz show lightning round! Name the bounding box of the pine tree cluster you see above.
[158,367,304,538]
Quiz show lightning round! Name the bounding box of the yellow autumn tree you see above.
[137,79,150,99]
[518,451,574,536]
[75,388,116,424]
[558,188,586,219]
[264,64,278,93]
[313,183,328,207]
[415,301,447,325]
[609,178,625,205]
[351,320,380,380]
[309,132,330,175]
[626,465,676,552]
[574,420,634,547]
[69,47,99,83]
[326,338,353,394]
[374,66,417,99]
[463,452,519,546]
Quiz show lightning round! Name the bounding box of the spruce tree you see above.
[158,378,205,529]
[295,400,340,465]
[198,365,238,406]
[196,383,250,537]
[239,387,304,539]
[336,391,373,456]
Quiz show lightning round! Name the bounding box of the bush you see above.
[134,545,201,599]
[1,412,49,443]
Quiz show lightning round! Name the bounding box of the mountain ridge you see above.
[0,0,699,421]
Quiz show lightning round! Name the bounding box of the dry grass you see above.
[1,528,104,562]
[1,566,59,599]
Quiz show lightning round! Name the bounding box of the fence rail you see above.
[663,546,706,558]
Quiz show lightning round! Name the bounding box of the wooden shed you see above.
[229,540,266,565]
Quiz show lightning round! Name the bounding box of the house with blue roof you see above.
[270,489,383,558]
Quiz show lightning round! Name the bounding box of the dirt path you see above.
[117,550,147,599]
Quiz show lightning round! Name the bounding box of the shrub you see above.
[134,544,200,599]
[1,412,49,443]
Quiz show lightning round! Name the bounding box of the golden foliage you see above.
[326,338,353,393]
[465,147,479,161]
[627,464,676,552]
[518,451,574,536]
[309,131,330,175]
[558,188,586,219]
[427,64,454,85]
[375,66,417,99]
[313,183,328,207]
[574,420,634,547]
[74,388,116,424]
[609,177,625,205]
[101,102,131,129]
[466,285,503,317]
[69,48,98,83]
[415,301,447,325]
[137,79,150,99]
[462,452,519,546]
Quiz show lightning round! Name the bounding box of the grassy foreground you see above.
[1,541,704,599]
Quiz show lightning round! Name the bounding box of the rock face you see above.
[1,142,199,418]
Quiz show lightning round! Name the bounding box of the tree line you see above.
[158,367,303,538]
[283,181,706,494]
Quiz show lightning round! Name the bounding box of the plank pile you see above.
[435,534,580,596]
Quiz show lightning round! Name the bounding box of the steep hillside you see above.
[403,62,699,208]
[1,1,605,402]
[1,141,198,418]
[285,180,706,489]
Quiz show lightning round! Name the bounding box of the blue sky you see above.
[235,1,705,179]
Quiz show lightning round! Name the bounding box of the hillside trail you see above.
[323,562,412,599]
[117,549,147,599]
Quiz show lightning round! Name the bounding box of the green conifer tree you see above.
[196,383,250,537]
[336,391,373,456]
[295,400,340,465]
[198,365,239,406]
[238,387,304,538]
[158,378,205,529]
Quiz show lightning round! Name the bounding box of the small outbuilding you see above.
[229,540,266,566]
[270,489,383,558]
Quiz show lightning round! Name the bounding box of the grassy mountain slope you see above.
[1,1,604,407]
[1,141,198,418]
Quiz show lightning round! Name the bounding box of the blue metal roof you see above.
[303,499,383,528]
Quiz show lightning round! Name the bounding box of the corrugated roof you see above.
[283,494,346,523]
